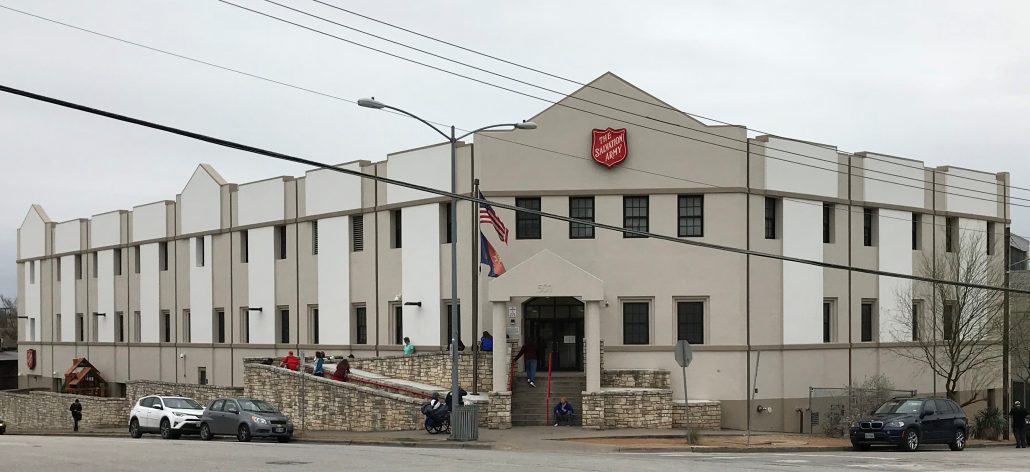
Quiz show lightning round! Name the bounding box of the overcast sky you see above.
[1,0,1029,298]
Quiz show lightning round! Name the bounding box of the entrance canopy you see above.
[489,249,604,302]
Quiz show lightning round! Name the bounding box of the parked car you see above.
[128,395,205,439]
[849,397,967,451]
[199,397,293,443]
[0,418,6,434]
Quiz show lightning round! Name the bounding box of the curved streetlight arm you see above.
[376,103,451,141]
[456,124,523,141]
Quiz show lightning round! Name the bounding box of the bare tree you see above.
[1009,271,1030,394]
[891,232,1005,406]
[0,294,17,350]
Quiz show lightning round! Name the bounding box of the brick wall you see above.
[485,391,511,430]
[0,390,128,431]
[581,389,674,429]
[602,369,671,389]
[243,363,424,431]
[349,351,492,390]
[673,400,721,429]
[125,380,244,407]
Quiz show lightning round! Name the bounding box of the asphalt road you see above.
[1,435,1028,471]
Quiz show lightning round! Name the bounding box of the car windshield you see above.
[874,399,924,415]
[238,399,278,413]
[163,398,202,409]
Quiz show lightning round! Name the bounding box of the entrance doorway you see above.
[523,297,584,372]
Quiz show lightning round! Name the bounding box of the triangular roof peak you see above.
[180,163,229,194]
[489,249,604,302]
[21,204,53,228]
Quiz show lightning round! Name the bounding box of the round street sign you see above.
[674,340,692,368]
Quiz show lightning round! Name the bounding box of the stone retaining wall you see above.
[486,391,511,429]
[126,380,244,407]
[673,400,721,429]
[581,389,674,429]
[0,390,128,431]
[349,351,492,390]
[243,363,423,431]
[602,369,671,389]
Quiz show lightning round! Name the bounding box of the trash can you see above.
[451,405,479,441]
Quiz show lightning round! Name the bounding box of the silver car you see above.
[198,397,293,443]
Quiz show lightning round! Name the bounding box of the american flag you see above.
[478,191,509,244]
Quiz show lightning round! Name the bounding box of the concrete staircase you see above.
[510,372,586,427]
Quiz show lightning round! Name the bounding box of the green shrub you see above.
[686,428,702,445]
[972,406,1006,440]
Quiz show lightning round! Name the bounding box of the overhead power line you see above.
[0,3,1008,234]
[1,82,1024,295]
[220,0,1025,208]
[310,0,1026,195]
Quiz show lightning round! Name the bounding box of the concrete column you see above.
[585,300,601,392]
[492,301,508,392]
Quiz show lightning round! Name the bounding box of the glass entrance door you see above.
[523,297,584,372]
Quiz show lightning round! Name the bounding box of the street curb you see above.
[612,441,1014,454]
[3,431,494,450]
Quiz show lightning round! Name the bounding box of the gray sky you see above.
[1,0,1029,299]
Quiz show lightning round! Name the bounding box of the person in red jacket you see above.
[280,351,300,371]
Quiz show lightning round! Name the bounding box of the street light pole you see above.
[357,98,535,440]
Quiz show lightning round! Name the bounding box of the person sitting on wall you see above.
[553,397,574,427]
[312,351,325,377]
[331,359,351,382]
[280,351,300,371]
[445,386,468,411]
[480,331,493,352]
[403,337,416,356]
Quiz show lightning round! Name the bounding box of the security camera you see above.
[394,294,402,302]
[179,353,185,359]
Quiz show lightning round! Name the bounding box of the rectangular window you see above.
[912,214,921,250]
[441,202,453,244]
[75,254,83,279]
[308,306,319,344]
[622,301,650,344]
[159,242,168,271]
[133,311,141,343]
[214,309,226,344]
[55,313,62,341]
[861,302,874,342]
[116,312,124,343]
[355,306,367,345]
[182,309,191,343]
[444,302,462,347]
[351,215,364,252]
[241,308,250,344]
[279,308,290,344]
[276,225,287,260]
[393,304,403,345]
[912,302,921,341]
[676,301,704,344]
[863,208,875,247]
[29,319,35,342]
[161,310,171,343]
[623,196,649,238]
[823,203,834,244]
[391,210,402,248]
[92,252,98,277]
[946,217,957,252]
[516,197,542,239]
[987,222,995,255]
[679,195,704,237]
[311,220,319,255]
[76,313,84,342]
[90,312,98,342]
[134,245,141,274]
[29,260,35,284]
[823,301,833,343]
[240,230,249,263]
[198,367,208,386]
[114,248,122,276]
[57,259,61,282]
[764,197,777,239]
[569,196,595,239]
[944,302,956,341]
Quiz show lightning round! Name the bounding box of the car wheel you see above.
[851,440,870,451]
[949,429,966,451]
[237,424,252,442]
[159,418,173,440]
[199,423,213,441]
[129,418,143,439]
[899,428,920,452]
[277,436,290,443]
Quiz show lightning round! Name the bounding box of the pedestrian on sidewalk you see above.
[1010,400,1028,448]
[553,397,574,427]
[513,338,539,387]
[403,337,416,356]
[69,399,82,432]
[313,351,325,377]
[480,331,493,352]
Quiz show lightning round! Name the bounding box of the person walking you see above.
[69,399,82,432]
[480,331,493,352]
[312,351,325,377]
[403,337,416,356]
[513,338,539,387]
[1010,400,1028,448]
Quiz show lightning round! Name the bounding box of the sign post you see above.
[674,340,693,441]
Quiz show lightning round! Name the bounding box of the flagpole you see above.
[471,178,481,395]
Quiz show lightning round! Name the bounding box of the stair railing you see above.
[544,350,553,426]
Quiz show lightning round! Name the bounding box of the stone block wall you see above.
[486,391,511,430]
[0,390,128,431]
[602,369,671,389]
[673,400,721,429]
[126,380,244,407]
[349,351,492,390]
[243,363,423,431]
[581,389,673,429]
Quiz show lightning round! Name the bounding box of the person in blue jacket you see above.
[553,397,574,426]
[480,331,493,352]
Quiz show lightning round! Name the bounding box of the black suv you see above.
[849,397,967,451]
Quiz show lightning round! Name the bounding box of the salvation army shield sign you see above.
[591,128,628,168]
[26,349,36,370]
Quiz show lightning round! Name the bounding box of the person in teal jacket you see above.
[403,337,416,356]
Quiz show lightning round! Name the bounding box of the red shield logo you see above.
[26,349,36,370]
[591,128,628,168]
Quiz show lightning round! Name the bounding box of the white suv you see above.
[128,395,205,439]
